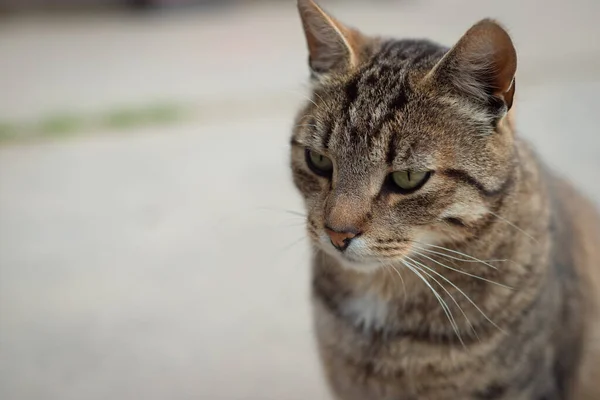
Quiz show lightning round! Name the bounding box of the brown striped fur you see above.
[290,1,600,399]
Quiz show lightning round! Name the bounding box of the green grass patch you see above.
[0,101,189,145]
[101,103,185,129]
[38,114,86,137]
[142,103,184,124]
[0,122,20,142]
[102,108,146,129]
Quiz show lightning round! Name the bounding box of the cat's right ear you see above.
[297,0,365,78]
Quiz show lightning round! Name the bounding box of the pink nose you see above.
[325,228,358,251]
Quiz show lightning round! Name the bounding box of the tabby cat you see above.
[290,1,600,399]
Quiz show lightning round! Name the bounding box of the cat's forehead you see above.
[298,38,484,166]
[324,39,446,109]
[319,89,448,162]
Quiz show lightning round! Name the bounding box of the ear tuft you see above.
[428,19,517,110]
[297,0,365,77]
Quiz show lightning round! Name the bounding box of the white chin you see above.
[320,243,383,273]
[338,257,383,273]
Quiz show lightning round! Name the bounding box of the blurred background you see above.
[0,0,599,399]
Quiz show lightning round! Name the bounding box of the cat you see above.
[289,1,600,399]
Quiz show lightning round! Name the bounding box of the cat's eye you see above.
[389,170,431,193]
[305,149,333,177]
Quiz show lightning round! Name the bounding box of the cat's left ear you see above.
[426,19,517,111]
[297,0,367,78]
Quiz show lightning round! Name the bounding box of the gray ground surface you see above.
[1,1,599,399]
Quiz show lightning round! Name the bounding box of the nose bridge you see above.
[325,152,378,231]
[325,183,372,232]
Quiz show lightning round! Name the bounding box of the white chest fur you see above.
[341,291,389,332]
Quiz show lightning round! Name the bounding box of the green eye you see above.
[390,170,431,193]
[306,149,333,177]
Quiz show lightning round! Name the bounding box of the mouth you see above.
[317,234,390,273]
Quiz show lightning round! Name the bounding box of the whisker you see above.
[403,258,479,343]
[256,206,307,218]
[266,234,310,267]
[405,256,506,335]
[279,235,308,254]
[412,251,513,290]
[294,112,323,124]
[415,247,507,264]
[411,242,498,270]
[383,264,396,283]
[294,123,319,129]
[401,261,465,347]
[311,91,326,105]
[286,90,321,109]
[275,220,309,229]
[387,264,407,308]
[488,211,538,243]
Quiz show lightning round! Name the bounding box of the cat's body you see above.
[290,1,600,399]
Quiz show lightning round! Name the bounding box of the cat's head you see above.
[291,0,517,272]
